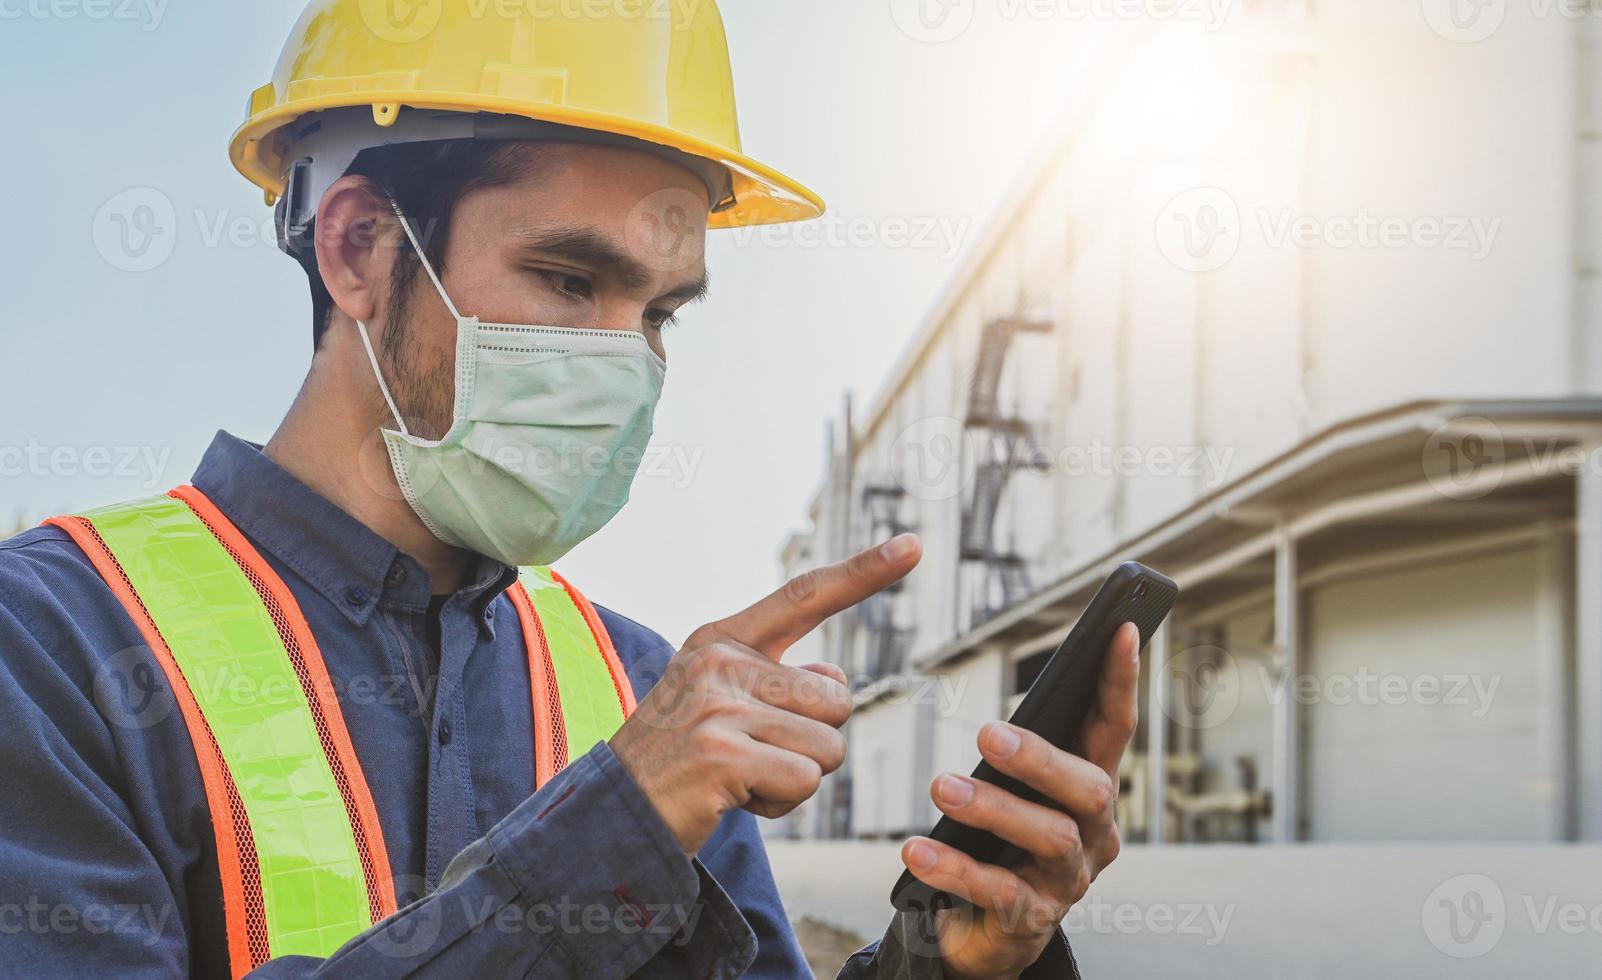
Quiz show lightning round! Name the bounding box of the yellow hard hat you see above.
[229,0,824,233]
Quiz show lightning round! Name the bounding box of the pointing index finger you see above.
[699,533,922,661]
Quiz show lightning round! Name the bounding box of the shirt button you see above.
[438,719,453,745]
[344,587,368,608]
[385,563,407,589]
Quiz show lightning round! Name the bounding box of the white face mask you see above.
[357,203,667,568]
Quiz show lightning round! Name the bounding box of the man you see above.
[0,3,1138,977]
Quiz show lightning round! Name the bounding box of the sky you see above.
[0,0,1093,645]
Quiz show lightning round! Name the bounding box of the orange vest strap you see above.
[51,487,400,976]
[509,569,635,788]
[550,569,638,717]
[45,509,267,974]
[171,486,400,922]
[508,582,564,789]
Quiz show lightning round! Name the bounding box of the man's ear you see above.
[314,176,397,329]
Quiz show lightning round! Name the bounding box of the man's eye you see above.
[646,308,680,330]
[541,271,593,300]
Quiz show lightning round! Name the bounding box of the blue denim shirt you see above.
[0,433,1076,978]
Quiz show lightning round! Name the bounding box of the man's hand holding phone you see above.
[901,623,1142,980]
[612,533,1149,979]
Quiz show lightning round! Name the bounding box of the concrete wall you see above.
[1302,546,1558,843]
[849,696,925,839]
[766,841,1602,979]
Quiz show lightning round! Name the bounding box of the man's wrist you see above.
[944,966,1023,980]
[608,723,701,854]
[940,923,1076,980]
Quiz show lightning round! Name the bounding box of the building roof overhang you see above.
[915,398,1602,671]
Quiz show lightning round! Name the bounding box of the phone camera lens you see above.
[1134,581,1150,599]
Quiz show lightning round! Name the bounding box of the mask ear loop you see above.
[387,201,463,320]
[355,202,465,439]
[356,319,409,437]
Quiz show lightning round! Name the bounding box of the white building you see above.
[775,1,1602,850]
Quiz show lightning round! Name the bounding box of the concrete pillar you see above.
[1146,622,1170,844]
[1577,457,1602,841]
[1535,523,1575,841]
[1271,525,1300,843]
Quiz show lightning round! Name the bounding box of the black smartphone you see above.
[889,561,1178,915]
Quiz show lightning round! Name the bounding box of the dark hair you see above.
[293,140,547,349]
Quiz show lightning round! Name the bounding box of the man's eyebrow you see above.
[661,270,711,305]
[508,226,708,302]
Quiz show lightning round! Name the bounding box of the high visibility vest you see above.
[47,486,636,977]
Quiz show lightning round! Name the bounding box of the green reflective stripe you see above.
[522,567,627,760]
[83,496,373,959]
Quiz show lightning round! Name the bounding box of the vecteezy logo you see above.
[624,187,707,274]
[888,0,976,43]
[1419,0,1507,44]
[1155,187,1241,273]
[1159,645,1240,731]
[1422,874,1506,958]
[890,415,972,503]
[92,646,178,730]
[1421,416,1505,501]
[359,0,444,43]
[368,874,444,958]
[93,187,177,273]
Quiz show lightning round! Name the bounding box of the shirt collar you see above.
[189,431,514,625]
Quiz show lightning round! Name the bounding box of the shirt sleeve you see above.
[0,558,192,980]
[597,605,814,977]
[697,808,812,977]
[254,742,756,978]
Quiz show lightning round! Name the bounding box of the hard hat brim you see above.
[231,95,825,229]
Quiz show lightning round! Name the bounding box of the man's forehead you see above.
[455,143,711,290]
[498,141,714,214]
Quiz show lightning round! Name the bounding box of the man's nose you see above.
[589,303,651,337]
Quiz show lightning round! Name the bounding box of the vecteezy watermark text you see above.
[0,0,168,31]
[1420,0,1602,45]
[1161,646,1502,730]
[0,440,174,489]
[1155,187,1501,273]
[727,213,971,262]
[1423,873,1602,958]
[358,0,705,44]
[888,416,1238,503]
[1066,895,1236,948]
[889,0,1235,44]
[0,897,175,942]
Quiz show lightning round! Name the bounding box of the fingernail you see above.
[936,774,974,806]
[987,722,1022,757]
[907,840,938,871]
[880,533,918,562]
